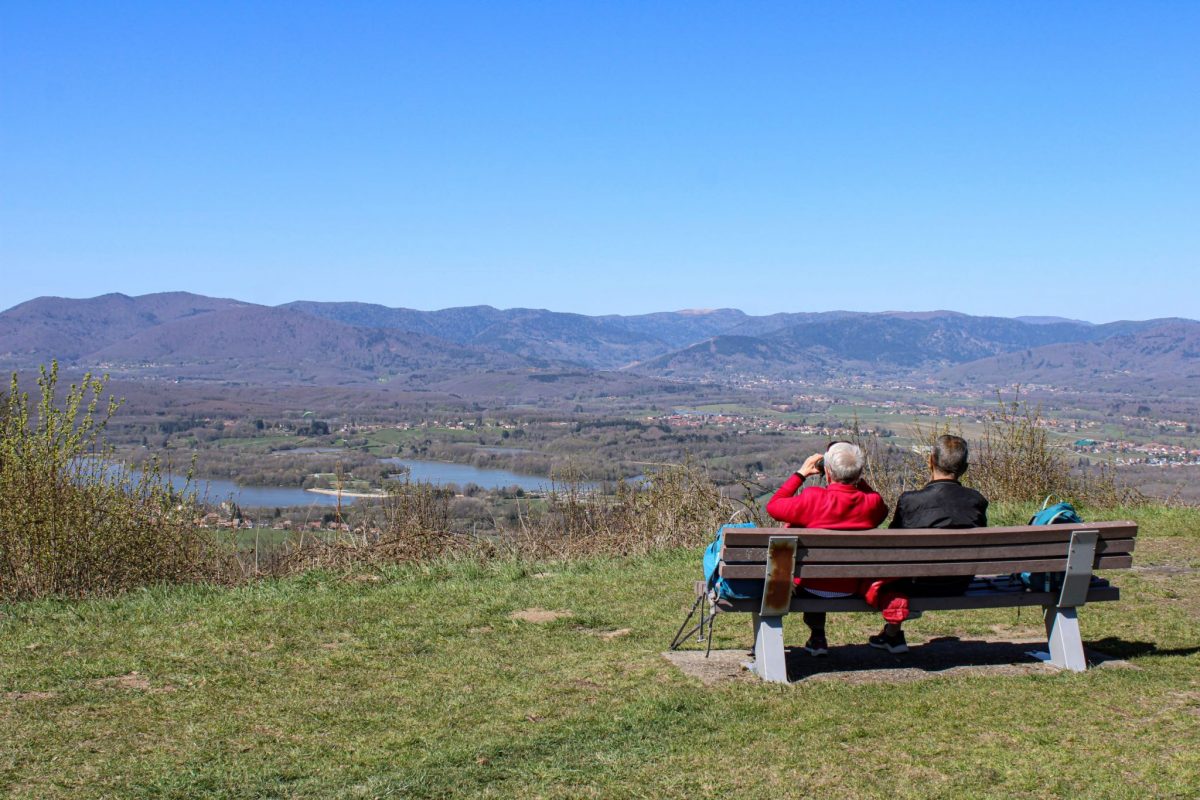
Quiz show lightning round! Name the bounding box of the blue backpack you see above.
[1018,499,1083,592]
[1030,501,1082,527]
[703,522,763,601]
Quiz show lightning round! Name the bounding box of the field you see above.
[3,505,1198,798]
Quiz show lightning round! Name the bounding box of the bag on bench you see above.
[702,522,761,601]
[1016,499,1083,592]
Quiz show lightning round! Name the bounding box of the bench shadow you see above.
[1083,637,1200,661]
[781,635,1153,682]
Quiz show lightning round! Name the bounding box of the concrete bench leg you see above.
[750,612,788,683]
[1043,606,1088,672]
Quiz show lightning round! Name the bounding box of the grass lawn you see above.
[2,507,1198,798]
[210,435,307,453]
[217,528,322,552]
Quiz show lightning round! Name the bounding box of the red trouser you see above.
[861,579,910,624]
[793,577,911,626]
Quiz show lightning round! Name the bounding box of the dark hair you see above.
[932,434,969,478]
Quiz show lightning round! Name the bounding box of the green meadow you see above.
[2,506,1197,798]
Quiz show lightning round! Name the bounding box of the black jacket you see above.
[889,479,988,530]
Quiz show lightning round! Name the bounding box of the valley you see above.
[4,291,1199,533]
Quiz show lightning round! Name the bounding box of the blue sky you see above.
[2,2,1197,321]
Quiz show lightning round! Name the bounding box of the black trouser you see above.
[891,575,974,597]
[802,612,825,633]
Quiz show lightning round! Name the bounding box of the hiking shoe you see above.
[868,628,909,654]
[803,635,829,656]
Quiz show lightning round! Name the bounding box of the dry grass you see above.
[512,462,743,558]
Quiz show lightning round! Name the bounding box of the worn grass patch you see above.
[2,508,1198,798]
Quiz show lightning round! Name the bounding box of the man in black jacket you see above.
[869,434,988,653]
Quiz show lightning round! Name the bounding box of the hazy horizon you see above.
[11,289,1200,327]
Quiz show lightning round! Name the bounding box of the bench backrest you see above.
[719,520,1137,580]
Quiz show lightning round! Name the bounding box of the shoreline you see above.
[305,487,388,499]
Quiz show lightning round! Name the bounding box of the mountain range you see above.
[1,292,1197,395]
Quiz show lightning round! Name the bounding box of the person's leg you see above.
[802,612,828,655]
[868,620,909,653]
[863,580,911,653]
[868,576,969,653]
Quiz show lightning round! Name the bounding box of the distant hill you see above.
[0,296,535,384]
[632,335,838,382]
[1013,315,1093,326]
[0,292,248,362]
[594,308,750,349]
[940,321,1200,396]
[86,305,533,384]
[283,301,718,368]
[632,314,1121,380]
[2,292,1197,393]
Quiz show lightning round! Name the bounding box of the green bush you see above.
[0,363,232,601]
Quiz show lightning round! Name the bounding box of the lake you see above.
[382,458,567,492]
[123,457,566,509]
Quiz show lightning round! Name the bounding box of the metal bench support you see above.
[751,613,788,682]
[1043,607,1087,671]
[749,536,797,683]
[1037,530,1099,672]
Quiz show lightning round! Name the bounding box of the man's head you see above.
[824,442,865,484]
[930,434,970,479]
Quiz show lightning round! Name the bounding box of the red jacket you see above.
[766,474,888,594]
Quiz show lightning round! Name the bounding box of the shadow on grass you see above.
[780,635,1137,683]
[668,635,1200,685]
[1084,636,1200,661]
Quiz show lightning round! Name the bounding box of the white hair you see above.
[825,442,865,484]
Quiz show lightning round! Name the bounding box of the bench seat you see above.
[701,576,1120,614]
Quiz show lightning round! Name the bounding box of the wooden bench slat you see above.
[720,521,1137,548]
[798,554,1134,579]
[721,538,1136,564]
[720,553,1133,580]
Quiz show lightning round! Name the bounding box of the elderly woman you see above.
[766,442,887,655]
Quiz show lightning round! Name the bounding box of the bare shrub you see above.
[965,395,1070,503]
[268,461,742,572]
[0,364,234,601]
[963,393,1142,508]
[273,479,476,572]
[849,419,927,513]
[511,462,742,559]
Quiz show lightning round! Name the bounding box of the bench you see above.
[671,520,1138,682]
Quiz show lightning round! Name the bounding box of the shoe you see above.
[868,627,909,654]
[803,635,829,656]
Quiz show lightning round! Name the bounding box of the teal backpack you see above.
[1030,500,1082,527]
[703,522,762,601]
[1017,498,1083,592]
